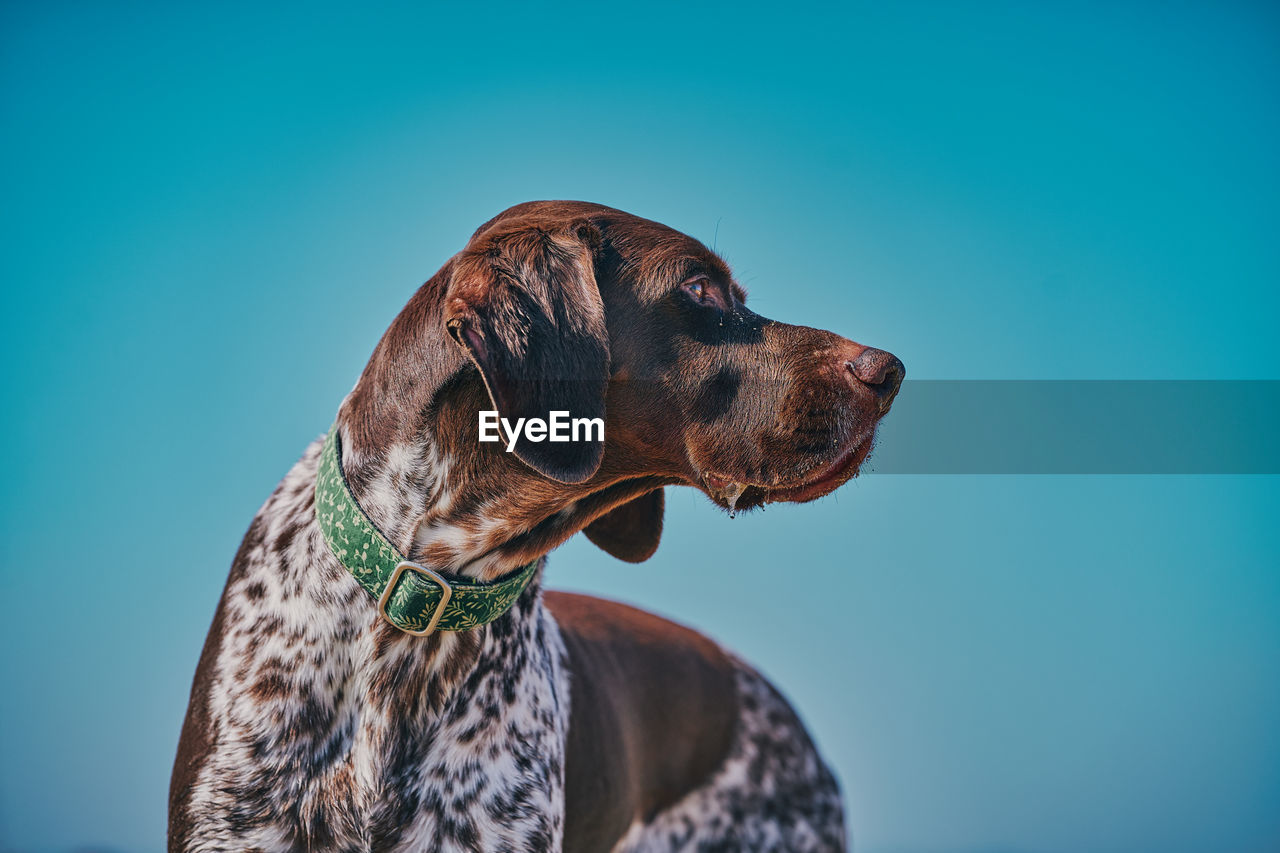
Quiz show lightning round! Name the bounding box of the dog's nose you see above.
[847,348,905,415]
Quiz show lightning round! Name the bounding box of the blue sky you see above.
[2,2,1277,851]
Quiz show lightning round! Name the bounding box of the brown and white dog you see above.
[170,201,904,852]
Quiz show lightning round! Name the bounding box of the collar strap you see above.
[314,425,538,636]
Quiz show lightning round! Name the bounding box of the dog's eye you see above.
[680,276,730,313]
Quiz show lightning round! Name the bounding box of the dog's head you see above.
[341,201,902,575]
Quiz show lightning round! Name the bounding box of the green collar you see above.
[314,425,538,636]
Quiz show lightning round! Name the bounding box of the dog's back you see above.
[549,592,845,852]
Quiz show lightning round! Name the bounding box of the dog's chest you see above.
[373,608,571,852]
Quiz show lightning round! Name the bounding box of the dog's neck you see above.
[231,431,554,743]
[266,428,549,669]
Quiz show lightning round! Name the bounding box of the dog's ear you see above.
[445,220,609,484]
[584,489,664,563]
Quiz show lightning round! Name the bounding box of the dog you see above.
[169,200,904,852]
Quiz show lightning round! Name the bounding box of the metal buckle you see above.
[378,561,453,637]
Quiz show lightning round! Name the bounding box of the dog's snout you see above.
[846,348,905,415]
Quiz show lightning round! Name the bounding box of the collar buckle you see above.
[378,561,453,637]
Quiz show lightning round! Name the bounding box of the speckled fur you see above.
[175,436,571,851]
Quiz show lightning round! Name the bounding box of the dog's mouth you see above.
[701,429,875,513]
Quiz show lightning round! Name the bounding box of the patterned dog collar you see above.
[315,425,538,636]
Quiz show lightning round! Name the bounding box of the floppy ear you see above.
[445,220,609,484]
[584,489,664,563]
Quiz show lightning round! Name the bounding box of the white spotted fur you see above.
[177,437,571,851]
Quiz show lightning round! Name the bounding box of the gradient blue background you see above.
[2,2,1278,851]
